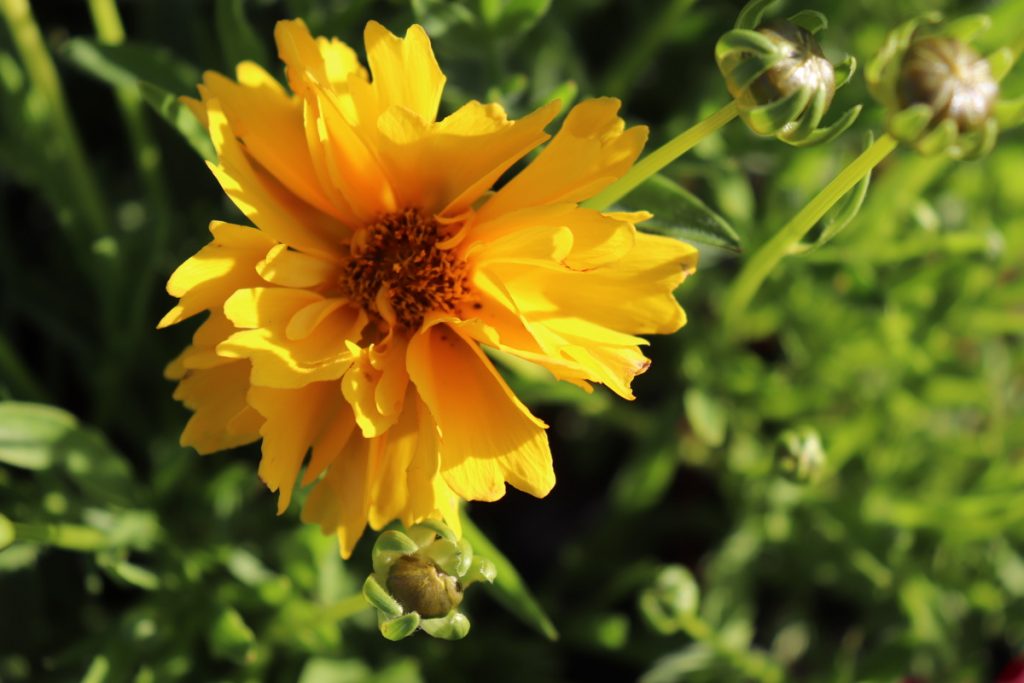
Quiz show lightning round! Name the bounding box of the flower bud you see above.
[774,427,826,483]
[362,520,495,641]
[898,37,998,132]
[386,555,463,618]
[866,14,1016,158]
[716,1,860,146]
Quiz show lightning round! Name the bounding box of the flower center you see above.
[341,209,469,331]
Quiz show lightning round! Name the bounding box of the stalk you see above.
[583,101,739,211]
[722,133,899,334]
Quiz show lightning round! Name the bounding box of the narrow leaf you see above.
[139,82,215,161]
[60,37,199,95]
[620,174,741,252]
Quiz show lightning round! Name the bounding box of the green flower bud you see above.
[774,426,826,483]
[899,37,998,132]
[867,13,1019,159]
[716,0,860,146]
[362,519,496,641]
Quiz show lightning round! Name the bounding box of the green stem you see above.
[12,521,109,551]
[0,0,110,242]
[583,101,739,211]
[722,133,899,334]
[320,594,373,622]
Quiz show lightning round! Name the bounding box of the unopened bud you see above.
[362,520,495,641]
[866,13,1017,158]
[386,555,463,619]
[899,37,998,132]
[716,2,860,146]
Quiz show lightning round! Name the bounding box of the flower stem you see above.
[721,133,899,335]
[583,101,739,211]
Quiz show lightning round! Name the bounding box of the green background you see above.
[1,0,1023,681]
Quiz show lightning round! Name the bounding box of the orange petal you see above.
[406,324,554,502]
[477,98,647,221]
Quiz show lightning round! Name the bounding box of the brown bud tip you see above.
[386,555,463,618]
[744,19,836,111]
[899,36,999,131]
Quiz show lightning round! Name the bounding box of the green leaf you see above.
[139,82,215,161]
[60,38,199,96]
[0,513,14,551]
[209,607,257,663]
[0,402,137,505]
[215,0,271,70]
[683,389,728,447]
[460,511,559,641]
[483,0,552,39]
[0,401,75,469]
[621,174,741,252]
[411,0,477,37]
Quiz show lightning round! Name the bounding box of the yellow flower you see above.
[159,19,697,558]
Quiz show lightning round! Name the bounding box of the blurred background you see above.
[1,0,1023,681]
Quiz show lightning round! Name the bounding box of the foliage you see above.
[1,0,1023,681]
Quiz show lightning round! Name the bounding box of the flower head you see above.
[716,1,860,146]
[160,19,697,557]
[866,13,1020,159]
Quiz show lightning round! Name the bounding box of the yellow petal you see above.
[200,63,340,218]
[469,224,574,268]
[206,98,346,259]
[406,324,554,502]
[169,311,238,374]
[364,21,444,125]
[374,100,558,215]
[366,391,417,528]
[468,205,635,271]
[219,288,362,388]
[173,361,260,454]
[248,382,343,513]
[304,405,357,486]
[478,98,647,220]
[301,431,372,559]
[256,243,339,289]
[312,85,398,221]
[491,231,698,336]
[341,333,409,438]
[274,18,367,96]
[158,221,275,329]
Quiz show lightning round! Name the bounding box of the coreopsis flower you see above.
[160,19,697,557]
